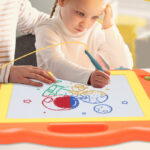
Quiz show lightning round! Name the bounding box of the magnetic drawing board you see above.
[0,70,150,123]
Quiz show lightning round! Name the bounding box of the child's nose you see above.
[79,18,90,29]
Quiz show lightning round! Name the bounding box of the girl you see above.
[35,0,133,88]
[0,0,56,86]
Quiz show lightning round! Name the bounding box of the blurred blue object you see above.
[115,66,130,70]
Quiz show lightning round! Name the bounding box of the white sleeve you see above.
[35,25,93,84]
[97,25,133,69]
[0,64,11,83]
[17,0,49,34]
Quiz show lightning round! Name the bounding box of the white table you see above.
[1,69,150,150]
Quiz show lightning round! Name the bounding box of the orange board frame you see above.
[0,69,150,148]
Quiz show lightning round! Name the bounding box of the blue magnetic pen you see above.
[85,49,104,72]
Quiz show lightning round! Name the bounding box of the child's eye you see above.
[76,11,85,17]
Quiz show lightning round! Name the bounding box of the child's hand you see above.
[102,4,114,29]
[9,65,56,86]
[88,70,110,88]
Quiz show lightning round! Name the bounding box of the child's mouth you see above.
[75,28,84,32]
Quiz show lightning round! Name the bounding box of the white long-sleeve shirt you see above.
[35,11,133,84]
[0,0,49,83]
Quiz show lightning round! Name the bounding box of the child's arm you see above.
[0,64,56,86]
[17,0,49,34]
[97,36,133,69]
[96,4,133,69]
[0,65,11,83]
[8,65,56,86]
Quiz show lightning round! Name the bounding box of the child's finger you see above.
[108,4,113,17]
[47,71,57,82]
[27,73,53,84]
[104,4,109,12]
[93,82,106,88]
[95,76,109,83]
[104,70,110,75]
[31,69,56,83]
[95,78,110,87]
[96,70,110,80]
[22,78,43,87]
[105,4,112,16]
[95,78,109,85]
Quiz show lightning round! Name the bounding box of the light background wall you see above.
[29,0,54,14]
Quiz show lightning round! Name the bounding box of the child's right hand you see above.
[102,4,114,29]
[9,65,56,86]
[88,70,110,88]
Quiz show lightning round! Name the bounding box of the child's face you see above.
[59,0,107,34]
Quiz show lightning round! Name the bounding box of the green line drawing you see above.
[56,80,62,83]
[42,84,70,96]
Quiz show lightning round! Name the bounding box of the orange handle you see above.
[1,122,150,147]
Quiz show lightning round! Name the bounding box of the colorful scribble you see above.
[56,80,62,83]
[122,101,128,104]
[94,104,112,114]
[23,99,32,104]
[78,91,108,104]
[42,95,79,111]
[70,84,88,95]
[41,81,111,114]
[42,84,70,96]
[82,112,86,115]
[105,88,110,90]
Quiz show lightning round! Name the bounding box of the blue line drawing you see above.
[122,101,128,104]
[70,96,80,109]
[82,112,87,115]
[94,104,112,114]
[76,94,108,104]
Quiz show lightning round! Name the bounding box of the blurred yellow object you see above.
[116,15,146,68]
[48,71,54,77]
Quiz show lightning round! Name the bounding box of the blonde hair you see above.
[50,0,58,18]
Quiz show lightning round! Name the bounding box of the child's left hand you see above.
[102,4,114,29]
